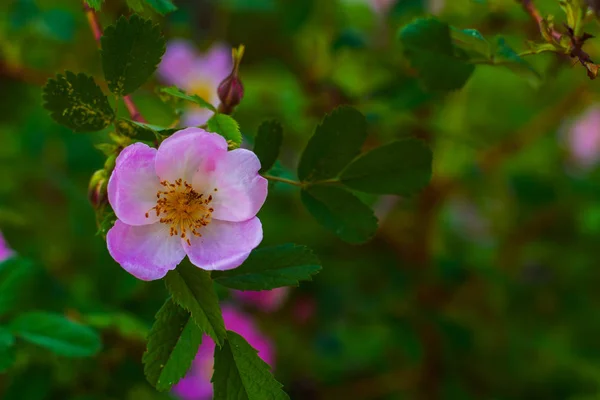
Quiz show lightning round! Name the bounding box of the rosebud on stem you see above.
[88,169,108,209]
[217,45,245,114]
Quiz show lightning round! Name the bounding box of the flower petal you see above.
[184,218,262,271]
[108,143,161,226]
[155,128,228,183]
[209,149,268,222]
[107,220,185,281]
[158,39,198,88]
[182,108,214,128]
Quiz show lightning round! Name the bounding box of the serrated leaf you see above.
[161,86,217,112]
[164,263,226,346]
[301,186,378,244]
[43,72,114,132]
[101,15,166,95]
[340,139,432,195]
[0,256,36,317]
[212,331,289,400]
[143,299,203,391]
[298,106,367,182]
[85,0,103,10]
[207,114,242,148]
[213,244,321,290]
[399,18,475,92]
[144,0,178,14]
[9,312,101,357]
[254,120,283,173]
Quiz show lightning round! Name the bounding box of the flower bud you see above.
[88,169,108,209]
[217,45,245,114]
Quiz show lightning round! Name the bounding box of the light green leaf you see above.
[340,139,432,195]
[212,331,289,400]
[298,106,367,182]
[101,15,166,95]
[207,114,243,148]
[9,312,101,357]
[85,0,103,10]
[43,72,114,132]
[143,299,203,391]
[254,120,283,173]
[213,244,321,290]
[0,256,36,316]
[164,263,226,346]
[126,0,145,12]
[161,86,217,112]
[301,185,378,244]
[144,0,178,14]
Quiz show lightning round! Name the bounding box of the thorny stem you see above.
[82,1,147,123]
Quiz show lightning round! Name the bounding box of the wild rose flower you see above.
[106,128,268,280]
[566,105,600,169]
[158,40,232,126]
[0,231,14,263]
[173,305,275,400]
[233,287,289,313]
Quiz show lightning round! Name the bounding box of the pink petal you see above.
[0,231,14,263]
[158,39,198,88]
[155,128,228,183]
[184,218,262,271]
[209,149,268,222]
[107,220,185,281]
[108,143,161,226]
[181,108,214,127]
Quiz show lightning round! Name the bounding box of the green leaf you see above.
[207,114,243,148]
[213,244,321,290]
[340,139,432,195]
[212,331,289,400]
[492,37,541,83]
[0,326,16,372]
[301,185,378,244]
[42,72,115,132]
[399,18,475,92]
[144,0,178,14]
[164,263,226,346]
[160,86,217,112]
[126,0,145,12]
[0,256,36,316]
[143,299,203,391]
[9,312,101,357]
[254,120,283,173]
[85,0,103,10]
[298,106,367,182]
[101,15,166,95]
[451,27,490,59]
[83,312,149,341]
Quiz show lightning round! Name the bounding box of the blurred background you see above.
[3,0,600,398]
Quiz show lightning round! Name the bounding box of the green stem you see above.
[262,175,304,187]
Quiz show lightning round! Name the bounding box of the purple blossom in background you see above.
[233,287,290,313]
[0,231,14,263]
[173,305,275,400]
[158,40,232,126]
[566,105,600,169]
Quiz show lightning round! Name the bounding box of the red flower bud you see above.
[217,45,245,114]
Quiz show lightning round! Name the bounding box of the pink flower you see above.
[233,287,290,313]
[173,305,275,400]
[0,231,14,263]
[567,105,600,169]
[158,40,232,126]
[106,128,268,281]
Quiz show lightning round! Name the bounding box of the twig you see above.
[519,0,563,42]
[82,1,147,123]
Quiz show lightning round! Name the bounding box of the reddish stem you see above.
[519,0,563,41]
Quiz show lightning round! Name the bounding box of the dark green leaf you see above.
[340,139,432,195]
[161,86,217,112]
[0,326,15,372]
[9,312,102,357]
[298,106,367,182]
[207,114,242,148]
[451,27,490,59]
[0,256,36,316]
[399,18,475,91]
[254,120,283,173]
[85,0,103,10]
[164,263,226,346]
[101,15,166,95]
[213,244,321,290]
[212,331,289,400]
[492,37,541,82]
[301,186,378,244]
[143,299,203,391]
[84,312,149,341]
[144,0,178,14]
[42,72,114,132]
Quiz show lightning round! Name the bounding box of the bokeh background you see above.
[3,0,600,398]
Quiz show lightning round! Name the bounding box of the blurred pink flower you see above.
[106,128,268,280]
[369,0,396,14]
[0,231,14,263]
[173,305,275,400]
[233,287,290,312]
[567,105,600,169]
[158,40,232,126]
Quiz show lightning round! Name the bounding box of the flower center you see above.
[190,80,213,105]
[145,179,217,245]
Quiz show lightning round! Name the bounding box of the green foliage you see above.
[126,0,144,12]
[85,0,104,11]
[83,312,149,341]
[143,299,203,391]
[399,18,475,91]
[164,263,226,346]
[9,312,101,357]
[42,72,114,132]
[0,327,15,372]
[213,244,321,290]
[160,86,217,112]
[298,106,367,182]
[493,37,541,82]
[144,0,178,14]
[101,15,166,96]
[212,331,289,400]
[301,186,378,243]
[207,114,243,148]
[254,120,283,173]
[340,139,432,195]
[0,256,35,316]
